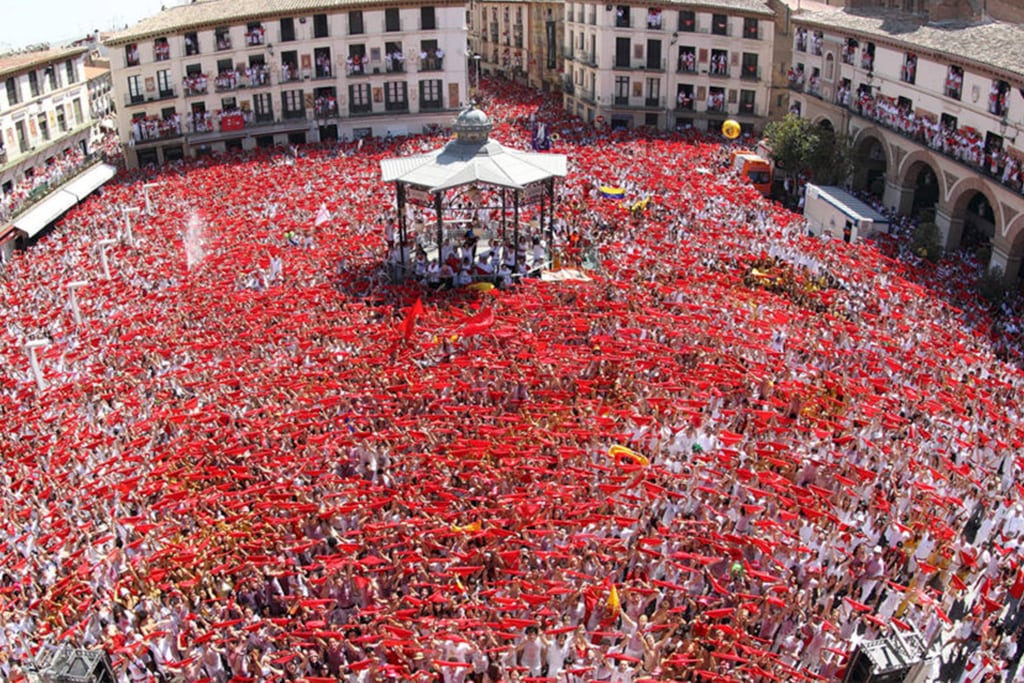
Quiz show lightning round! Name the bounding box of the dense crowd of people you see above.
[1,80,1024,683]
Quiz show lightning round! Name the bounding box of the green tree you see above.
[764,114,853,186]
[911,221,942,262]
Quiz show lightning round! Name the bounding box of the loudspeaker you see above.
[842,630,928,683]
[844,639,913,683]
[26,646,116,683]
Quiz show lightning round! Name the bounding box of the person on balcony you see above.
[316,54,331,78]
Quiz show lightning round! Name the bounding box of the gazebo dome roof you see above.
[380,107,566,192]
[453,107,493,144]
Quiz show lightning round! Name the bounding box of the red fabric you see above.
[458,307,495,337]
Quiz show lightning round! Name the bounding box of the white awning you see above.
[13,191,79,238]
[60,163,117,201]
[13,163,117,238]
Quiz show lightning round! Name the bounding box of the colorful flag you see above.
[607,581,621,617]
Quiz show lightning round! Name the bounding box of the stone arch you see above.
[1002,212,1024,250]
[850,126,892,196]
[990,212,1024,282]
[946,175,1003,254]
[897,149,945,217]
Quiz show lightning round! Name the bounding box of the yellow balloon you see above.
[722,119,742,139]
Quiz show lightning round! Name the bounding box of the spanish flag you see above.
[609,444,649,467]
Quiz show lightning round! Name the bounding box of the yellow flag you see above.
[607,583,621,616]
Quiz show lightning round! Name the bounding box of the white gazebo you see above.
[379,107,567,277]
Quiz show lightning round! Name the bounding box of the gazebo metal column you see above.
[434,191,444,260]
[395,181,408,274]
[513,190,521,268]
[546,177,555,256]
[500,190,507,242]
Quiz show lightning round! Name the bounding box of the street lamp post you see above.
[96,238,117,279]
[472,54,482,95]
[24,339,50,391]
[67,280,89,325]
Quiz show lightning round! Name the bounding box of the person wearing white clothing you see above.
[544,630,572,680]
[516,626,545,677]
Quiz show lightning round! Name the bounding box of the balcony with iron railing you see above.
[675,95,695,111]
[131,116,183,144]
[0,151,102,224]
[280,64,303,83]
[613,59,666,72]
[346,56,369,77]
[787,69,805,92]
[184,110,321,137]
[385,55,407,73]
[836,92,1024,197]
[244,66,272,88]
[124,88,177,108]
[314,102,339,118]
[612,96,666,109]
[214,71,241,92]
[183,75,210,97]
[740,66,761,81]
[708,63,730,78]
[418,52,444,72]
[246,27,266,47]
